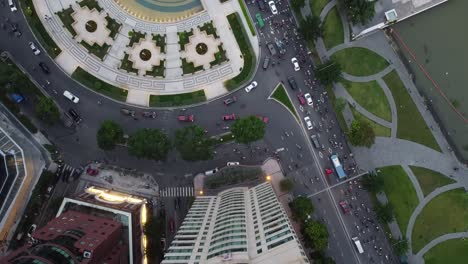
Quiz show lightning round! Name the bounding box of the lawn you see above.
[72,67,128,101]
[149,90,206,107]
[181,58,203,75]
[423,238,468,264]
[105,15,122,39]
[383,70,441,152]
[178,29,193,51]
[237,0,256,36]
[271,84,299,120]
[331,47,389,76]
[351,107,391,137]
[120,53,139,75]
[145,60,165,78]
[378,165,419,233]
[199,22,219,38]
[224,13,256,91]
[322,7,344,50]
[340,79,392,122]
[310,0,329,16]
[81,41,111,60]
[410,166,455,197]
[57,7,77,37]
[21,0,62,58]
[412,188,468,253]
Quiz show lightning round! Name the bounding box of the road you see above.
[0,1,395,263]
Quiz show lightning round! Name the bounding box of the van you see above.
[9,0,17,12]
[205,168,219,176]
[262,56,270,70]
[352,237,364,254]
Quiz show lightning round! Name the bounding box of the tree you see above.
[361,172,383,193]
[231,115,266,144]
[175,125,213,161]
[315,60,342,85]
[303,220,329,251]
[290,196,314,222]
[128,128,171,161]
[391,238,408,256]
[311,251,336,264]
[347,119,375,147]
[280,178,294,192]
[143,216,159,237]
[375,202,394,223]
[96,120,124,150]
[343,0,376,25]
[299,15,323,41]
[35,97,60,124]
[290,0,306,12]
[335,97,347,112]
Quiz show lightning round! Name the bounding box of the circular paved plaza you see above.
[113,0,204,22]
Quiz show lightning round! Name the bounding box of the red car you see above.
[339,200,350,214]
[223,96,237,105]
[297,92,306,105]
[169,219,175,233]
[256,115,269,123]
[178,114,194,122]
[86,168,99,176]
[222,114,236,121]
[325,168,333,175]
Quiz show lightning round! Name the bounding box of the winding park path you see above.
[302,0,468,263]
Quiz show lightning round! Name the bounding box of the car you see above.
[39,62,50,74]
[256,0,265,10]
[169,219,175,233]
[263,56,270,70]
[304,116,313,130]
[287,76,298,90]
[296,93,306,105]
[142,111,157,118]
[268,1,278,14]
[310,134,320,149]
[223,96,237,106]
[291,57,300,71]
[205,168,219,176]
[63,90,79,103]
[178,114,194,122]
[339,200,350,214]
[304,93,313,106]
[86,168,99,176]
[68,108,82,123]
[227,162,240,166]
[244,81,258,92]
[256,115,269,123]
[325,168,333,175]
[121,108,135,116]
[27,224,37,237]
[266,42,277,56]
[29,42,40,55]
[9,0,17,12]
[10,23,21,37]
[222,113,236,121]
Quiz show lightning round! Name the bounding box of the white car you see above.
[268,1,278,15]
[29,42,41,55]
[63,90,79,103]
[244,81,258,93]
[291,57,300,71]
[227,162,240,166]
[9,0,17,12]
[304,93,313,106]
[304,116,313,130]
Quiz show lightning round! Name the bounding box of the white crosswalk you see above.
[159,186,194,197]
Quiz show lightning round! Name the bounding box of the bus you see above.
[330,154,346,179]
[352,237,364,254]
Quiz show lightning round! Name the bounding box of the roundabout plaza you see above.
[34,0,259,106]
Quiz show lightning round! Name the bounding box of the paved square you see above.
[181,28,222,70]
[72,6,112,46]
[127,35,166,75]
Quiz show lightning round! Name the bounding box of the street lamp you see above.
[266,175,271,181]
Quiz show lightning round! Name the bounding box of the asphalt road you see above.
[0,1,395,263]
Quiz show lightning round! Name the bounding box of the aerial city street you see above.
[0,0,466,264]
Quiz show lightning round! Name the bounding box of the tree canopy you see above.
[315,60,342,85]
[175,125,213,161]
[290,196,314,222]
[96,120,124,150]
[299,15,323,41]
[35,97,60,124]
[361,172,384,193]
[375,202,394,223]
[231,115,266,144]
[343,0,376,25]
[290,0,306,12]
[280,178,294,192]
[391,238,409,256]
[128,128,171,161]
[304,220,329,251]
[347,119,375,147]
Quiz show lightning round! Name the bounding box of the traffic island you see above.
[269,83,299,121]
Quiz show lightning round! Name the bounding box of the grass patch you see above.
[332,47,389,76]
[178,29,193,51]
[120,53,139,75]
[410,166,455,197]
[412,188,468,253]
[237,0,256,36]
[325,84,348,132]
[341,79,392,122]
[57,7,77,37]
[21,0,61,58]
[105,15,121,39]
[210,45,228,67]
[181,58,203,75]
[149,90,206,107]
[145,60,165,78]
[271,84,299,121]
[224,13,256,91]
[205,166,263,189]
[72,67,128,101]
[80,41,110,60]
[423,238,468,264]
[322,7,344,49]
[128,30,146,47]
[350,107,391,137]
[78,0,102,12]
[310,0,329,16]
[383,70,441,151]
[152,34,166,53]
[199,21,219,38]
[378,165,419,233]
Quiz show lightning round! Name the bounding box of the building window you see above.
[257,249,263,254]
[256,242,261,246]
[196,255,201,260]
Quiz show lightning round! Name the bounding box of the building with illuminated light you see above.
[162,182,309,264]
[0,210,128,263]
[54,186,148,264]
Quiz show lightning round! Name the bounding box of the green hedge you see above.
[72,67,128,101]
[149,90,206,107]
[237,0,256,36]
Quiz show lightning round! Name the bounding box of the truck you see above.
[352,237,364,254]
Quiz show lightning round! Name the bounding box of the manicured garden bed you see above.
[331,47,389,76]
[271,84,299,120]
[72,67,128,101]
[210,45,228,67]
[322,7,344,49]
[152,34,166,53]
[57,7,77,37]
[128,30,146,47]
[105,15,122,39]
[205,166,263,189]
[120,53,139,75]
[145,60,165,78]
[181,58,203,75]
[149,90,206,107]
[178,29,193,51]
[410,166,455,197]
[237,0,256,36]
[78,0,102,12]
[199,21,219,38]
[81,41,110,60]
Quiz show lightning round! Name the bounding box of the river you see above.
[393,0,468,162]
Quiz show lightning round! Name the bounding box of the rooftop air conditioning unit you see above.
[83,251,92,259]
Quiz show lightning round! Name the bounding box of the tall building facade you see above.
[163,182,309,264]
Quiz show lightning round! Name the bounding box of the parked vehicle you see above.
[339,200,350,214]
[227,162,240,166]
[178,114,194,122]
[205,168,219,176]
[63,91,79,103]
[9,0,17,12]
[86,168,99,176]
[352,237,364,254]
[223,96,237,106]
[244,81,258,92]
[262,56,270,70]
[304,116,313,130]
[256,0,265,10]
[256,13,264,28]
[304,93,313,106]
[268,1,278,14]
[275,39,286,55]
[142,111,157,118]
[29,42,40,55]
[291,57,300,71]
[297,93,306,105]
[8,93,24,103]
[222,114,236,121]
[68,108,82,124]
[287,76,298,90]
[267,42,277,56]
[256,115,269,123]
[310,134,320,149]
